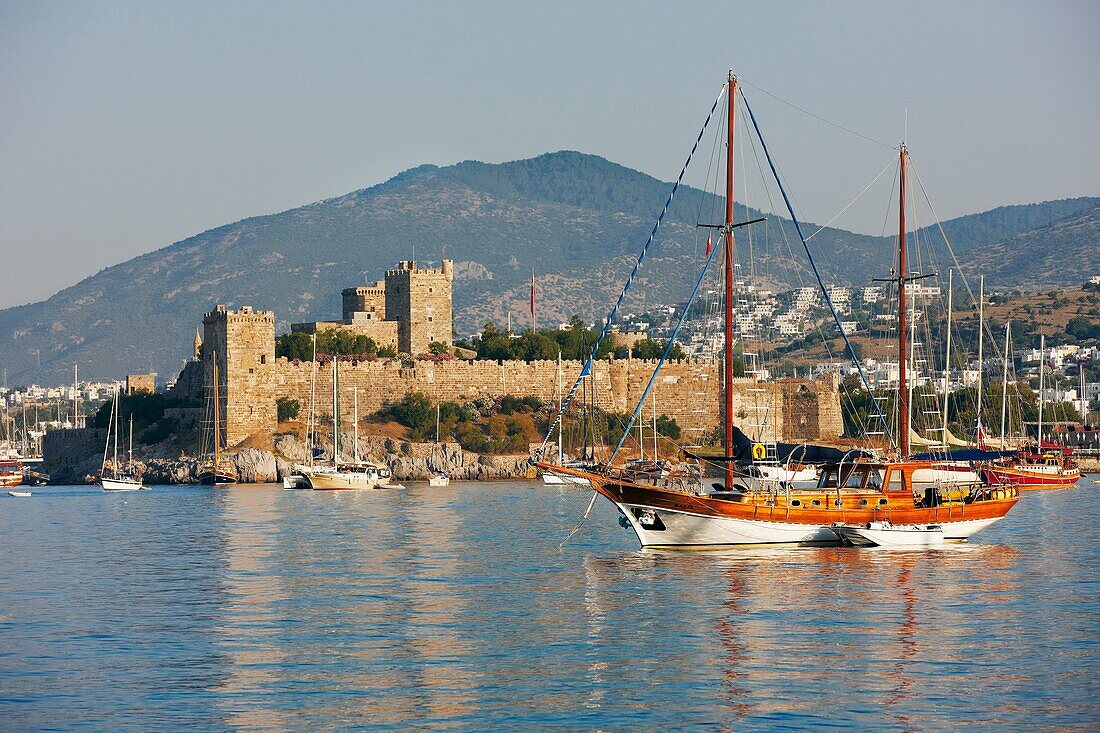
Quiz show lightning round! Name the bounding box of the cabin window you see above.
[843,470,864,489]
[888,471,905,492]
[817,469,838,489]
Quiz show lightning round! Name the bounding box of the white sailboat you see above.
[99,386,147,491]
[542,352,592,486]
[302,360,399,490]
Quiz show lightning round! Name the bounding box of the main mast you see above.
[897,144,909,458]
[213,351,221,466]
[724,71,738,490]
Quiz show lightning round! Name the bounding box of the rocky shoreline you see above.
[49,434,538,485]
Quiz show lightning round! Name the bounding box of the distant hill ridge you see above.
[1,150,1096,383]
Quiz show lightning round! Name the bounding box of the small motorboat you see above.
[7,490,31,498]
[428,470,450,487]
[832,520,944,548]
[282,470,310,489]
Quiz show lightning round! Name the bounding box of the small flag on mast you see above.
[705,234,713,256]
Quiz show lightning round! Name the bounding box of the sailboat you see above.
[979,332,1080,490]
[99,386,147,491]
[197,350,239,485]
[541,352,596,486]
[538,72,1019,547]
[301,359,398,490]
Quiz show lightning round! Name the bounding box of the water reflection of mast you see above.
[885,558,918,733]
[717,566,750,723]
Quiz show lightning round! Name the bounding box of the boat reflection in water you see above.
[577,540,1028,730]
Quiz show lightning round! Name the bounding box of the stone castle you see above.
[290,259,454,356]
[178,260,843,448]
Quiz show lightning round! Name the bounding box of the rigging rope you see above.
[738,77,897,150]
[609,223,723,464]
[740,88,896,448]
[535,83,728,461]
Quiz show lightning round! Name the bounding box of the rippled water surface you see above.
[2,480,1098,731]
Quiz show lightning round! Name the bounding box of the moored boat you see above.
[98,387,148,491]
[0,459,23,488]
[980,450,1080,491]
[537,72,1021,548]
[197,350,239,486]
[832,520,944,548]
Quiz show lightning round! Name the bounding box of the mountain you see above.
[1,151,1096,384]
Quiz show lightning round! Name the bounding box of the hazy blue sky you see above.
[1,0,1097,309]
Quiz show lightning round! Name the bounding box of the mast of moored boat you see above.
[941,269,953,447]
[308,333,317,468]
[332,359,339,464]
[556,352,563,463]
[898,144,909,458]
[1037,333,1046,448]
[1000,322,1011,450]
[353,386,359,464]
[213,351,221,468]
[128,413,134,473]
[112,386,119,477]
[976,275,984,440]
[723,71,738,490]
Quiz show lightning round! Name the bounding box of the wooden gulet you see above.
[537,72,1021,548]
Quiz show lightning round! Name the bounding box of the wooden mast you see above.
[898,145,909,458]
[213,351,221,468]
[724,71,738,490]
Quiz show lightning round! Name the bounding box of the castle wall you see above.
[269,357,843,443]
[167,360,204,404]
[43,427,107,467]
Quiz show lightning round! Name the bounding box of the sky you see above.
[1,0,1097,309]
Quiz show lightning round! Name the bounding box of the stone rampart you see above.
[270,357,843,443]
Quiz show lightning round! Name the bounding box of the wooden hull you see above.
[543,462,1019,548]
[0,473,24,488]
[198,471,238,486]
[980,464,1080,491]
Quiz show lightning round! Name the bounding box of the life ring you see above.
[751,443,767,461]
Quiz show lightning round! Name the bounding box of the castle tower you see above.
[385,259,453,355]
[341,281,387,321]
[193,329,202,360]
[202,304,276,447]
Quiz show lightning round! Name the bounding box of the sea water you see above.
[1,481,1097,731]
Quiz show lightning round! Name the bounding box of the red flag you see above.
[705,234,713,256]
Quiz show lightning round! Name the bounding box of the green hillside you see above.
[0,150,1095,384]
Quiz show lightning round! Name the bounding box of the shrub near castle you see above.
[373,393,544,454]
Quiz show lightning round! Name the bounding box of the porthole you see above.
[858,498,868,506]
[811,499,821,507]
[878,498,888,506]
[833,499,843,507]
[791,499,801,507]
